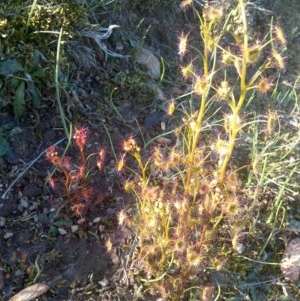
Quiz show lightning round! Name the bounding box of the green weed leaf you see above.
[0,58,24,76]
[13,81,26,117]
[28,83,42,108]
[30,68,45,80]
[31,49,44,69]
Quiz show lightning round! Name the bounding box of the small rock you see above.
[93,217,101,223]
[4,232,13,239]
[0,217,6,226]
[136,47,161,79]
[20,196,29,208]
[99,278,109,287]
[77,218,85,224]
[110,252,119,265]
[71,225,79,233]
[99,224,105,232]
[58,228,67,235]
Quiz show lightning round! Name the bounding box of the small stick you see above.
[1,138,66,200]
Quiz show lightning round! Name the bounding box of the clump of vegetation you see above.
[104,1,298,300]
[46,126,105,217]
[0,0,88,116]
[0,0,127,119]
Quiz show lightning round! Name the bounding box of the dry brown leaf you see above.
[8,283,50,301]
[281,238,300,281]
[156,137,172,144]
[136,47,160,79]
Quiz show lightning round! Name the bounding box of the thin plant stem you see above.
[55,27,69,138]
[218,0,248,183]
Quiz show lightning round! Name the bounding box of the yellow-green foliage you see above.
[115,1,287,300]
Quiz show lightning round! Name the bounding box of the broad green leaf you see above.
[0,58,23,76]
[13,81,26,117]
[0,136,9,156]
[28,83,42,108]
[31,49,42,69]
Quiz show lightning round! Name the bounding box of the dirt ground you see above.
[0,1,299,300]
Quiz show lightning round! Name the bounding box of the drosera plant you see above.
[45,126,106,217]
[108,0,292,300]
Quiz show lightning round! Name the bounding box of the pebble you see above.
[58,228,67,235]
[93,217,101,223]
[71,225,79,233]
[4,232,13,239]
[0,217,6,226]
[77,218,85,224]
[20,196,29,208]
